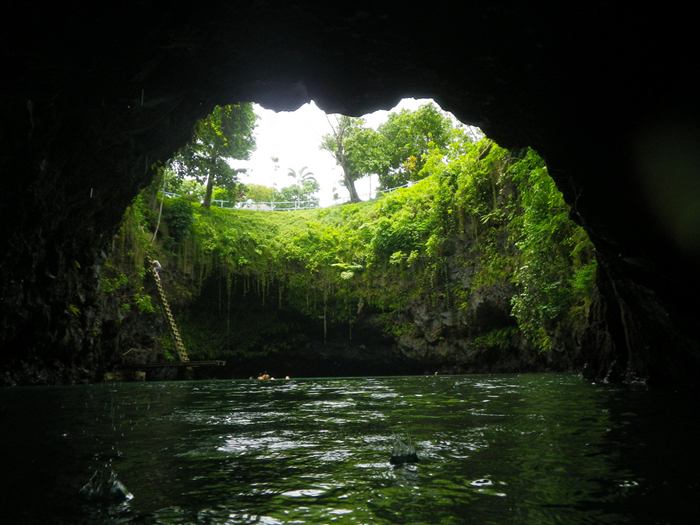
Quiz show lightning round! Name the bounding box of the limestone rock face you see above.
[2,3,699,385]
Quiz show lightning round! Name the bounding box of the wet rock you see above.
[79,465,133,503]
[390,435,419,466]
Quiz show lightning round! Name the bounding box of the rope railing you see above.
[163,179,417,211]
[234,200,319,211]
[162,192,318,210]
[375,180,414,195]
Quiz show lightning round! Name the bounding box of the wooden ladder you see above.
[148,258,189,362]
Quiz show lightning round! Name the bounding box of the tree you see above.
[320,104,457,199]
[171,103,257,208]
[287,166,317,186]
[274,182,320,209]
[213,185,245,206]
[275,166,320,208]
[243,183,276,203]
[321,116,381,203]
[376,102,454,188]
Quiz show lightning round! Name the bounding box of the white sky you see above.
[231,98,468,207]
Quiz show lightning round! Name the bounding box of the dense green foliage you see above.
[103,92,596,369]
[375,102,455,188]
[170,103,257,208]
[320,116,367,202]
[321,103,459,198]
[100,197,154,314]
[126,136,595,359]
[274,166,320,207]
[242,183,276,203]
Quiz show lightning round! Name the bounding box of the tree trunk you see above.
[340,161,361,202]
[202,173,214,208]
[345,175,361,202]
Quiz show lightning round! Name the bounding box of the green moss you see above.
[67,304,81,317]
[133,292,155,314]
[105,135,597,360]
[468,327,519,352]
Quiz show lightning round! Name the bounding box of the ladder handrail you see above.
[147,258,189,362]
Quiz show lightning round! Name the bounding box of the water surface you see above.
[1,374,698,523]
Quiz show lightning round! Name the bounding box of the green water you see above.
[1,374,698,523]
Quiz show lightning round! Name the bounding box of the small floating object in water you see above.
[470,478,494,487]
[79,464,133,502]
[390,435,419,466]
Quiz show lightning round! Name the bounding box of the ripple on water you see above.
[469,478,508,497]
[361,434,388,444]
[328,508,353,516]
[355,462,389,469]
[3,373,686,525]
[417,436,488,460]
[149,505,283,525]
[281,488,326,498]
[317,449,353,462]
[617,480,640,488]
[314,417,352,425]
[217,434,314,457]
[370,392,399,399]
[203,411,290,427]
[300,400,357,410]
[471,478,494,487]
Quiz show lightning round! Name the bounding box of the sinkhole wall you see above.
[96,141,595,378]
[1,3,699,386]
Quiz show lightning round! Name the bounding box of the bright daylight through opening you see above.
[164,98,483,210]
[233,99,483,207]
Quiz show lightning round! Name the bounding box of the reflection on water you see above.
[1,374,699,523]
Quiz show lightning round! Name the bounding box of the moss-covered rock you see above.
[99,138,596,377]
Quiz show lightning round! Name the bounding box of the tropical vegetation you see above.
[169,103,257,208]
[103,115,596,365]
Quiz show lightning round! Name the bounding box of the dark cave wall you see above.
[2,3,699,385]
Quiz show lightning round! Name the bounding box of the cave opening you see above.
[3,0,699,387]
[4,5,700,522]
[94,96,597,381]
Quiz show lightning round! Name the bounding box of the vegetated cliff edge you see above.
[3,4,698,388]
[69,138,595,380]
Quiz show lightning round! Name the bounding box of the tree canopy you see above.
[320,103,459,201]
[171,103,257,208]
[243,183,276,203]
[242,169,320,209]
[278,166,320,207]
[287,166,317,186]
[377,103,454,188]
[320,116,367,202]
